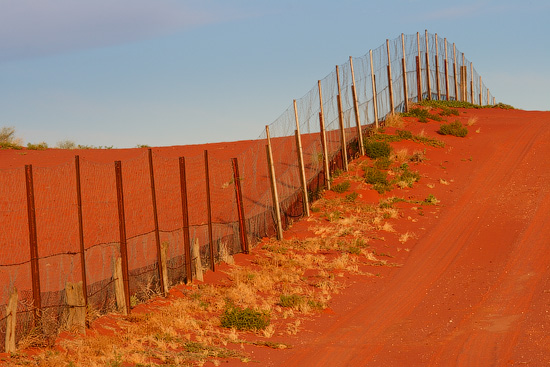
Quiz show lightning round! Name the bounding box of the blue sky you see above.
[1,0,548,148]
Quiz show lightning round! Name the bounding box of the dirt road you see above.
[261,109,550,366]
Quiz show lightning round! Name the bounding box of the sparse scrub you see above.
[345,192,358,203]
[401,107,442,122]
[220,304,270,331]
[332,181,351,193]
[374,156,392,170]
[424,194,440,205]
[364,140,392,159]
[55,139,76,149]
[26,142,49,150]
[384,113,405,128]
[278,294,304,308]
[439,121,468,137]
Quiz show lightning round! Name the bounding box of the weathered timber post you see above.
[293,100,310,217]
[203,150,215,272]
[266,126,283,240]
[178,157,193,283]
[335,65,348,171]
[370,49,379,128]
[386,39,395,115]
[349,57,365,155]
[318,81,331,189]
[401,33,409,112]
[453,43,459,101]
[435,33,441,100]
[444,38,450,100]
[425,30,432,100]
[5,289,18,353]
[64,281,86,333]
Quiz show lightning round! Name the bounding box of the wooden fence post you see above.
[425,30,432,100]
[479,76,483,106]
[416,32,422,100]
[416,56,422,102]
[160,242,169,293]
[453,44,458,101]
[386,39,395,115]
[114,161,130,315]
[265,126,283,240]
[147,149,167,295]
[191,238,203,281]
[113,257,127,315]
[5,289,18,353]
[444,38,450,101]
[401,33,409,112]
[231,158,249,254]
[64,281,86,333]
[25,164,42,328]
[74,156,88,308]
[203,150,215,272]
[178,157,193,283]
[435,33,441,100]
[293,100,310,217]
[349,57,365,155]
[370,50,379,128]
[470,62,474,104]
[335,65,348,171]
[318,81,331,189]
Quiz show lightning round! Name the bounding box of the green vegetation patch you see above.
[364,140,392,159]
[401,107,443,122]
[332,180,351,193]
[220,304,270,331]
[439,121,468,137]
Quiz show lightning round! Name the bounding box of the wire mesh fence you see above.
[0,32,495,351]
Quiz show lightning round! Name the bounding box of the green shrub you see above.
[401,107,442,122]
[439,121,468,137]
[439,107,460,116]
[345,192,359,203]
[374,156,392,170]
[332,181,351,193]
[492,102,514,110]
[364,141,391,159]
[0,126,23,149]
[364,167,392,193]
[424,194,440,205]
[27,142,49,150]
[220,304,270,331]
[396,129,413,140]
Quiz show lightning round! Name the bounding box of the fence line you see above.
[0,31,495,350]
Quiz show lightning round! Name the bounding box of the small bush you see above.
[0,126,23,149]
[401,107,442,122]
[220,304,270,331]
[374,157,392,170]
[492,103,514,110]
[363,167,388,185]
[278,294,304,308]
[364,141,391,159]
[27,142,49,150]
[439,121,468,137]
[345,192,358,203]
[332,181,351,193]
[56,140,76,149]
[424,194,440,205]
[396,129,413,140]
[439,107,460,117]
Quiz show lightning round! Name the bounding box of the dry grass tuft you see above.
[384,113,405,128]
[466,116,478,126]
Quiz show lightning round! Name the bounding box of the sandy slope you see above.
[255,109,550,366]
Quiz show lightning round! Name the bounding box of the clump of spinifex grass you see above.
[438,121,468,137]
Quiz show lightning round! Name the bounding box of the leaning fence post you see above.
[335,65,349,171]
[74,156,88,308]
[444,38,450,101]
[231,158,249,254]
[266,126,283,240]
[318,81,331,189]
[114,161,130,315]
[204,150,215,272]
[349,57,365,155]
[435,33,441,100]
[178,157,193,283]
[147,149,167,295]
[5,288,18,353]
[401,33,409,112]
[293,100,310,217]
[369,49,379,128]
[425,30,432,100]
[25,164,42,328]
[386,39,395,115]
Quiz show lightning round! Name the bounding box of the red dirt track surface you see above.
[254,109,550,366]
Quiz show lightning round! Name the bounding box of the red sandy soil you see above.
[246,108,550,366]
[3,108,550,366]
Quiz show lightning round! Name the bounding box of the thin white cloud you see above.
[0,0,249,61]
